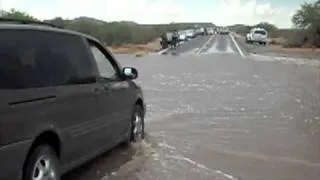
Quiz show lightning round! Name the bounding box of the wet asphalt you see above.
[62,34,320,180]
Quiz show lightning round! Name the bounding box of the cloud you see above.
[210,0,294,28]
[255,3,275,16]
[0,0,296,28]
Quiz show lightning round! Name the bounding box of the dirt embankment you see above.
[108,38,161,55]
[268,45,320,59]
[267,37,320,56]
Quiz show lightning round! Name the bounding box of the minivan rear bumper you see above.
[0,140,32,180]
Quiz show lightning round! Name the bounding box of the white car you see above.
[219,27,229,35]
[178,31,188,41]
[207,27,214,35]
[246,28,268,45]
[186,29,195,39]
[179,33,187,41]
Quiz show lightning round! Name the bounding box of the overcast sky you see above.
[0,0,315,28]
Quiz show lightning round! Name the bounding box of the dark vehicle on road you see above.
[160,30,180,50]
[186,29,196,39]
[160,33,169,49]
[0,19,146,180]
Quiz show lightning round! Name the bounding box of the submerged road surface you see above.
[63,34,320,180]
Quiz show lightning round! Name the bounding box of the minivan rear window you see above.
[0,30,93,89]
[254,30,267,35]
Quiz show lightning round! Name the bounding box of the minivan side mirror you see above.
[122,67,138,80]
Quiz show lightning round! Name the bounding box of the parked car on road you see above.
[0,19,146,180]
[246,27,268,45]
[186,29,196,39]
[219,27,230,35]
[161,31,180,49]
[178,30,188,41]
[207,27,215,35]
[195,28,203,36]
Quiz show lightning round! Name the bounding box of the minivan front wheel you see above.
[131,105,145,142]
[24,145,60,180]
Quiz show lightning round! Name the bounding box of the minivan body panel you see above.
[0,88,60,146]
[0,26,146,180]
[54,84,116,166]
[0,139,32,180]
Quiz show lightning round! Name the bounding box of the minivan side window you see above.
[0,30,94,89]
[88,42,118,80]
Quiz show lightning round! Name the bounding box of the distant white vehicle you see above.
[179,31,187,41]
[195,28,202,35]
[166,32,173,42]
[207,27,214,35]
[200,27,205,33]
[246,28,268,45]
[186,29,195,38]
[219,27,229,35]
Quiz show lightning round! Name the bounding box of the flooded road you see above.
[63,35,320,180]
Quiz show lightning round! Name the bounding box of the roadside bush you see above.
[282,29,320,48]
[0,9,212,46]
[291,1,320,48]
[268,37,286,45]
[268,39,277,45]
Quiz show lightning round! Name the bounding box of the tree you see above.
[292,1,320,47]
[0,8,38,21]
[0,8,207,46]
[255,22,278,37]
[45,17,70,28]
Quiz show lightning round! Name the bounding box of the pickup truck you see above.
[207,27,215,35]
[246,28,268,45]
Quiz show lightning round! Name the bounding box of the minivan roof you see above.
[0,23,100,42]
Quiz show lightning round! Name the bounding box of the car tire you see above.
[125,105,145,145]
[23,145,60,180]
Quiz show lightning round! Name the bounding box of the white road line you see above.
[160,142,239,180]
[168,154,239,180]
[215,170,239,180]
[197,35,215,55]
[226,37,236,53]
[158,48,169,54]
[229,34,245,58]
[187,48,199,54]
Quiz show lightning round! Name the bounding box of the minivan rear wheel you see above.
[24,145,60,180]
